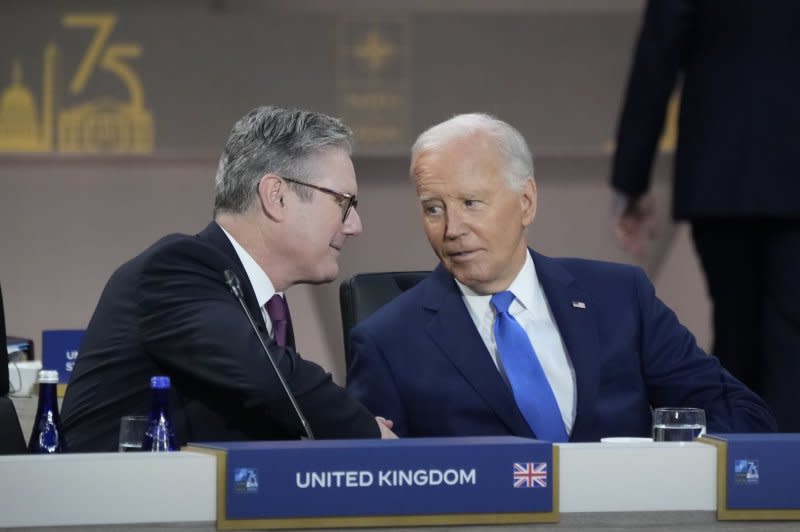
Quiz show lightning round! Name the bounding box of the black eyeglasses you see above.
[282,177,358,223]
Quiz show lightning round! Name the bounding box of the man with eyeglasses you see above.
[61,106,396,451]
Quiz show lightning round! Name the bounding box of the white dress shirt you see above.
[456,253,577,433]
[220,226,280,337]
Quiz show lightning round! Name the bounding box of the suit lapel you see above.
[422,266,533,437]
[532,251,600,441]
[197,222,266,332]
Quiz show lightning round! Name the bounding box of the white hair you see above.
[410,113,534,190]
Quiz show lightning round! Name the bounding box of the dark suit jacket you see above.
[61,222,378,451]
[1,282,8,396]
[346,251,776,440]
[611,0,800,220]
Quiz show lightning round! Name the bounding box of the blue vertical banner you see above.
[42,329,84,384]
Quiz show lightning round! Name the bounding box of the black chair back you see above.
[1,282,7,396]
[339,271,429,367]
[0,396,27,454]
[0,282,29,454]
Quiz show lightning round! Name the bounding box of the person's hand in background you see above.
[612,193,656,260]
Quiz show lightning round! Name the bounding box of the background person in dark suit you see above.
[61,106,395,451]
[347,113,776,440]
[610,0,800,431]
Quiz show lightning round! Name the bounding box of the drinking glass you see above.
[652,407,706,442]
[118,415,149,452]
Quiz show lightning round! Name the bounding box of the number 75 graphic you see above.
[63,13,146,111]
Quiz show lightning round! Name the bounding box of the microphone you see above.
[223,269,315,440]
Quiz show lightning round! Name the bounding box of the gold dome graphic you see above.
[0,45,56,153]
[0,60,42,151]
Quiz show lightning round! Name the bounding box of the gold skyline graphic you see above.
[0,13,154,154]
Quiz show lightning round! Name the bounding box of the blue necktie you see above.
[491,291,568,442]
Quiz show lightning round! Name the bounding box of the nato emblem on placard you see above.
[734,459,759,485]
[234,468,259,493]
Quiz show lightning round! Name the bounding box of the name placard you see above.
[702,433,800,520]
[187,436,558,529]
[41,329,84,390]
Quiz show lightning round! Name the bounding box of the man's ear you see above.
[258,174,286,221]
[521,176,537,226]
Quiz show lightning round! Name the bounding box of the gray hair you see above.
[214,106,353,215]
[410,113,534,191]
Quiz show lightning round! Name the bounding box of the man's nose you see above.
[343,207,363,236]
[444,209,467,239]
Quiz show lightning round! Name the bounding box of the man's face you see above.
[413,133,536,295]
[286,147,362,284]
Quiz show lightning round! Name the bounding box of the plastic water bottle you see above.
[141,375,177,452]
[28,370,66,453]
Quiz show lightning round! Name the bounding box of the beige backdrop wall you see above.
[0,0,710,385]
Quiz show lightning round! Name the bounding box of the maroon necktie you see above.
[266,294,291,348]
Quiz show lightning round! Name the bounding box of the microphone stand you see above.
[224,269,315,440]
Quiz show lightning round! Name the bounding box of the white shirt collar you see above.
[454,250,576,433]
[219,226,276,308]
[455,251,538,312]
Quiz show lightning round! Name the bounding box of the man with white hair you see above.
[347,113,775,441]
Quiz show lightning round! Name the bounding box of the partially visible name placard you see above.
[41,329,84,395]
[187,436,558,529]
[702,433,800,520]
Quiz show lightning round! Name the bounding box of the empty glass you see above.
[118,415,149,452]
[652,407,706,442]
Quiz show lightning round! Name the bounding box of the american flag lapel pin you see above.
[572,301,586,309]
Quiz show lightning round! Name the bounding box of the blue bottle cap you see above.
[150,375,171,389]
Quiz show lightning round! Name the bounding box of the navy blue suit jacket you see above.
[347,251,776,440]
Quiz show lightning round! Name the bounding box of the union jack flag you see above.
[513,462,547,488]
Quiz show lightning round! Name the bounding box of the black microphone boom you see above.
[223,269,315,440]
